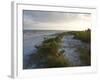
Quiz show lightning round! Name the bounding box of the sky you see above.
[23,10,91,31]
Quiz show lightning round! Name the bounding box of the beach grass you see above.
[28,32,70,68]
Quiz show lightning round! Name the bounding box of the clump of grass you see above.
[43,54,70,68]
[77,47,91,66]
[28,32,70,68]
[69,29,91,43]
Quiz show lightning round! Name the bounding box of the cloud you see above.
[23,10,91,30]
